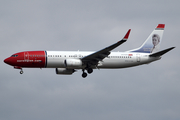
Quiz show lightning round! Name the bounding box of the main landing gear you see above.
[82,68,93,78]
[82,71,87,78]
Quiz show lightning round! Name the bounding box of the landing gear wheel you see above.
[82,72,87,78]
[87,68,93,74]
[20,71,23,74]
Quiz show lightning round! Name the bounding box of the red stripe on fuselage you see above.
[5,51,46,68]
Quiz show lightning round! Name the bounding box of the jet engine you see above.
[56,68,75,75]
[64,59,83,68]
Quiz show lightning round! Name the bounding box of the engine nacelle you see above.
[64,59,83,69]
[56,68,75,75]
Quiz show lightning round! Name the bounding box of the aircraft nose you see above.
[4,57,11,65]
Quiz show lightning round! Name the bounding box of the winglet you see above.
[123,29,131,40]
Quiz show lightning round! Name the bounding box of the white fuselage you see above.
[46,51,160,69]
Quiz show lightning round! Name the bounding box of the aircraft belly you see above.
[98,59,135,68]
[46,58,65,68]
[97,57,152,69]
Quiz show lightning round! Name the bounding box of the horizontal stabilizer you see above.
[149,47,175,57]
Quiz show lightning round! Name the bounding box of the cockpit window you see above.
[11,55,18,57]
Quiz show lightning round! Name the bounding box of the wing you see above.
[81,29,131,66]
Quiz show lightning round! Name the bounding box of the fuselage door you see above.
[136,54,141,62]
[24,52,29,60]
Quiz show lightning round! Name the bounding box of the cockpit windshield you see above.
[11,55,18,57]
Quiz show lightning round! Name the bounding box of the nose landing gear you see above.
[20,70,23,74]
[14,66,23,74]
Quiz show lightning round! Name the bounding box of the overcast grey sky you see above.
[0,0,180,120]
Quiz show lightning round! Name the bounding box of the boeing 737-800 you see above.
[4,24,175,78]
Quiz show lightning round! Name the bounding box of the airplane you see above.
[4,24,175,78]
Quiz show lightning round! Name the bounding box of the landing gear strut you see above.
[14,66,23,74]
[82,69,87,78]
[82,72,87,78]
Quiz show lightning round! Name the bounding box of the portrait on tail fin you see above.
[128,24,164,53]
[151,34,160,53]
